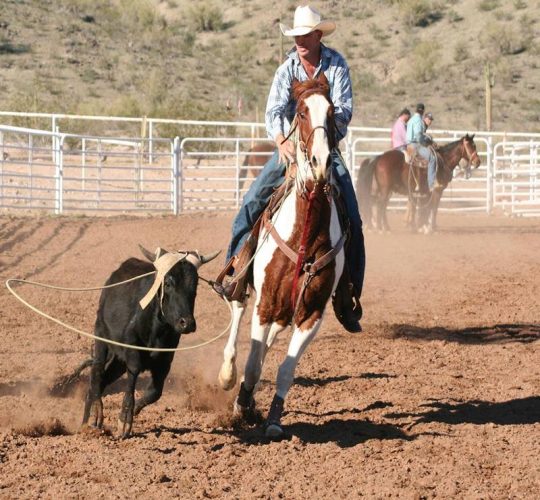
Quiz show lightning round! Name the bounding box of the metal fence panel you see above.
[1,120,540,217]
[493,141,540,217]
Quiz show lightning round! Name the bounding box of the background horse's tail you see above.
[356,156,378,226]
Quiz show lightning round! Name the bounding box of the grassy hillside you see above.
[0,0,539,135]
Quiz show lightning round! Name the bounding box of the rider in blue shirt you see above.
[407,103,437,189]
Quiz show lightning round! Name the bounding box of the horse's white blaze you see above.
[305,93,331,180]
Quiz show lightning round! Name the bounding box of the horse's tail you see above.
[356,156,378,226]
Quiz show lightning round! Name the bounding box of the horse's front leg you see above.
[265,319,322,439]
[218,300,247,390]
[234,309,271,418]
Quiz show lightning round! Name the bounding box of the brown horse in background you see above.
[357,135,481,233]
[238,141,275,191]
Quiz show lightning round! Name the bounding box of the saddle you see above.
[405,144,428,169]
[214,166,349,303]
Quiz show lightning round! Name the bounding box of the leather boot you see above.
[332,272,362,333]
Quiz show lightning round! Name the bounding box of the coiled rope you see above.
[5,274,233,353]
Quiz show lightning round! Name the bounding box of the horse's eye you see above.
[299,112,305,119]
[164,276,174,289]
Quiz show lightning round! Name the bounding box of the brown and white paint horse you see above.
[218,74,345,439]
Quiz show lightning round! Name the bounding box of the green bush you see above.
[483,23,529,56]
[409,41,440,81]
[399,0,442,27]
[187,2,225,32]
[478,0,500,12]
[454,40,470,62]
[447,9,464,23]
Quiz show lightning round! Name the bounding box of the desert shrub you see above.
[494,10,514,21]
[454,40,470,62]
[399,0,442,27]
[513,0,527,9]
[187,2,225,32]
[353,70,377,92]
[482,23,529,56]
[478,0,500,12]
[369,23,390,42]
[409,41,440,81]
[447,9,464,22]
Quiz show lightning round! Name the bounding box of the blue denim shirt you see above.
[406,113,426,143]
[265,44,353,142]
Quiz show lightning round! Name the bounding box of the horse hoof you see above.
[218,362,237,391]
[265,423,284,439]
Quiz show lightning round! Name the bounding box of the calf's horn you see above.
[199,250,221,265]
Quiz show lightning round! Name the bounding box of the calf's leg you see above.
[134,364,169,416]
[118,369,139,438]
[82,341,108,429]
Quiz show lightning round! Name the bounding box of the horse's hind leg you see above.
[218,300,247,390]
[265,320,322,439]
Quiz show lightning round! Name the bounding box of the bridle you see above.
[462,139,479,166]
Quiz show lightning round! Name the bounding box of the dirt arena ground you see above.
[0,211,539,498]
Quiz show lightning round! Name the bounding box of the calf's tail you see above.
[49,358,93,397]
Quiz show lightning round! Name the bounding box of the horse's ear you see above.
[470,133,475,140]
[317,72,329,86]
[317,72,330,94]
[292,78,303,100]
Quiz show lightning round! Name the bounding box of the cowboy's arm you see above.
[330,63,353,142]
[265,64,295,163]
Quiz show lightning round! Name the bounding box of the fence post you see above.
[172,137,179,215]
[176,137,183,214]
[148,120,154,164]
[54,134,64,214]
[486,136,493,214]
[235,139,241,208]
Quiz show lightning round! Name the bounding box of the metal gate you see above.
[0,125,178,214]
[492,141,540,217]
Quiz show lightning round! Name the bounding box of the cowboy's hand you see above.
[276,134,295,165]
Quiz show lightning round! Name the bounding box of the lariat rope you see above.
[5,274,233,353]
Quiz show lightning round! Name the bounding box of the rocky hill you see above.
[0,0,538,134]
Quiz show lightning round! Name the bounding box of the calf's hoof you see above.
[117,418,133,439]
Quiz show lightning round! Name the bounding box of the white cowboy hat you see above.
[279,5,336,38]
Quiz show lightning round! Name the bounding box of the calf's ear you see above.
[199,250,221,265]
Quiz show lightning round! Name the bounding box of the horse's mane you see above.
[292,78,331,102]
[438,137,468,154]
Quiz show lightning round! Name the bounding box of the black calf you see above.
[82,247,218,438]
